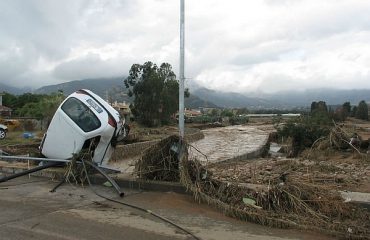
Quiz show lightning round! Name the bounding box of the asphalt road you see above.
[0,175,334,240]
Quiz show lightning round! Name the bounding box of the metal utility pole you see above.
[179,0,185,139]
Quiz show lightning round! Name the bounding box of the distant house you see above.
[111,101,130,113]
[184,109,202,117]
[0,105,12,117]
[174,108,202,121]
[110,101,131,121]
[0,93,12,117]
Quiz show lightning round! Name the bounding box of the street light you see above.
[179,0,185,139]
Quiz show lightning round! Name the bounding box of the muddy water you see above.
[189,125,270,163]
[109,125,271,173]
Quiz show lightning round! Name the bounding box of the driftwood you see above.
[307,122,363,157]
[135,135,181,182]
[180,157,370,239]
[135,135,370,239]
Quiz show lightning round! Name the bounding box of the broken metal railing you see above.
[0,154,123,196]
[0,161,62,183]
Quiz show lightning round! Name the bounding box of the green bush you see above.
[277,117,330,157]
[229,116,249,125]
[192,115,220,124]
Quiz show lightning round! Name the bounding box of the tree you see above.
[278,116,330,157]
[342,102,351,117]
[355,100,369,121]
[331,101,351,122]
[220,109,234,117]
[3,92,48,113]
[332,107,345,122]
[16,93,65,127]
[209,108,219,117]
[311,101,328,113]
[124,62,183,126]
[2,92,17,108]
[235,107,249,115]
[310,101,331,125]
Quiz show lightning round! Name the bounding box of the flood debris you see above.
[1,143,40,156]
[134,135,370,239]
[135,135,181,182]
[184,160,370,239]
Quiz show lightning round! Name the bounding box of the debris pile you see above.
[135,135,181,182]
[181,158,370,239]
[2,143,40,156]
[135,135,370,239]
[63,151,91,185]
[307,123,368,157]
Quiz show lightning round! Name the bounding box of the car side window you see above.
[61,97,101,132]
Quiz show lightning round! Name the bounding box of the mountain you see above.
[35,77,126,96]
[192,88,282,109]
[6,76,370,110]
[0,83,32,95]
[264,88,370,107]
[185,94,219,109]
[35,77,133,103]
[35,77,220,108]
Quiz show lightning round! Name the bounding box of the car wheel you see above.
[0,129,6,139]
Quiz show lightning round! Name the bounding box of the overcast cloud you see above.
[1,0,370,93]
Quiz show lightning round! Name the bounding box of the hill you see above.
[0,83,32,95]
[35,77,124,96]
[192,88,282,109]
[6,77,370,110]
[264,88,370,107]
[34,77,219,108]
[185,94,219,109]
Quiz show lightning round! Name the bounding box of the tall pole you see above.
[179,0,185,139]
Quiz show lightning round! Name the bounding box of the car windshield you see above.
[61,97,101,132]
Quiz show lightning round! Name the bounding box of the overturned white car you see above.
[40,89,128,165]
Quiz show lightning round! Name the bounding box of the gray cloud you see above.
[0,0,370,93]
[53,53,128,80]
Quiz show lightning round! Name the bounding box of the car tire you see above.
[0,129,6,139]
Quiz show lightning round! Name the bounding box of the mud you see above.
[0,176,334,240]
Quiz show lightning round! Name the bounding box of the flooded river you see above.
[189,125,270,163]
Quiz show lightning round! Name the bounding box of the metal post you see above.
[179,0,185,139]
[0,162,62,183]
[83,160,124,197]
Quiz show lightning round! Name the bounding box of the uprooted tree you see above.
[124,62,189,127]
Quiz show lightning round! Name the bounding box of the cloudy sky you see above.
[1,0,370,93]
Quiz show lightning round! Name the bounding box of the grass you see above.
[0,130,43,146]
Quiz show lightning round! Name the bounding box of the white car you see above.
[0,124,7,139]
[40,89,128,165]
